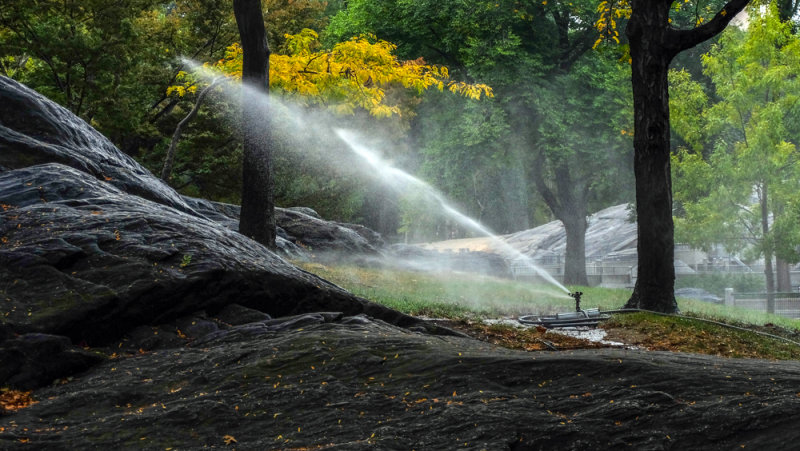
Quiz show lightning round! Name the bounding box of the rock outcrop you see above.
[2,319,800,449]
[0,163,415,344]
[0,76,443,389]
[275,207,384,257]
[0,77,197,215]
[3,77,800,450]
[423,204,639,262]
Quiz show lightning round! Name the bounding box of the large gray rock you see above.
[504,204,638,261]
[0,77,444,389]
[0,77,197,215]
[275,207,383,257]
[0,76,385,259]
[179,195,307,258]
[0,163,419,346]
[2,320,799,449]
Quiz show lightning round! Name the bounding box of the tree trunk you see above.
[233,0,276,249]
[760,182,776,312]
[562,213,588,286]
[623,3,679,313]
[622,0,751,313]
[531,156,589,287]
[776,258,791,292]
[777,0,799,22]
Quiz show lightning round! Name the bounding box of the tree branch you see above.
[668,0,751,53]
[160,77,224,181]
[532,151,561,217]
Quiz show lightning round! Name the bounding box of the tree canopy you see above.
[672,3,800,295]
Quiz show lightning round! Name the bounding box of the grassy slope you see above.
[298,262,800,360]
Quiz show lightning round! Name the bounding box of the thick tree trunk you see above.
[234,0,276,249]
[622,0,751,313]
[532,161,589,287]
[624,3,679,313]
[562,214,588,286]
[776,258,792,292]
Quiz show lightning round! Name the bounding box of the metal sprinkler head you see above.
[569,291,584,312]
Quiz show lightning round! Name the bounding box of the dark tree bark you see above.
[562,213,588,286]
[759,182,776,312]
[534,159,589,286]
[777,0,800,22]
[624,0,750,313]
[233,0,276,249]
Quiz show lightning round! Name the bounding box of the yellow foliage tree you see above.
[171,29,492,117]
[161,29,491,181]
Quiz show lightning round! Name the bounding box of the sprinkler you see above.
[569,291,583,312]
[518,291,609,328]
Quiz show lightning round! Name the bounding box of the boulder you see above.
[0,77,449,388]
[274,207,383,257]
[2,320,800,449]
[0,163,431,347]
[0,76,385,260]
[179,195,307,258]
[0,77,196,215]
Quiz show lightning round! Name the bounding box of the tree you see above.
[161,77,223,181]
[233,0,276,248]
[776,0,800,22]
[212,30,491,115]
[532,55,632,285]
[165,24,492,242]
[328,0,635,285]
[0,0,154,118]
[672,5,800,304]
[596,0,751,313]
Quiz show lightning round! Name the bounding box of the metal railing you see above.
[725,290,800,319]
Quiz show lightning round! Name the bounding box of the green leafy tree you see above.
[672,4,800,304]
[612,0,751,313]
[0,0,155,117]
[327,0,633,285]
[531,53,633,285]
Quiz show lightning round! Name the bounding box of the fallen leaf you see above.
[222,435,237,445]
[0,389,37,411]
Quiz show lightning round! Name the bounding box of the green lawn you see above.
[299,262,800,332]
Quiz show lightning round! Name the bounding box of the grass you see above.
[298,261,800,359]
[298,261,581,319]
[603,312,800,359]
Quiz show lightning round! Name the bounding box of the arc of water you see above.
[177,58,571,296]
[335,128,571,295]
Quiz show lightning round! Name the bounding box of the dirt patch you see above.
[430,319,609,351]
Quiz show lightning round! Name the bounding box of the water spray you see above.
[334,128,571,296]
[182,58,573,301]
